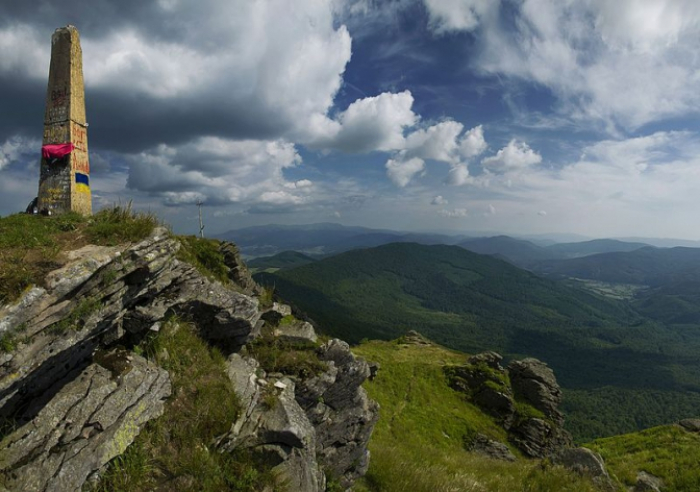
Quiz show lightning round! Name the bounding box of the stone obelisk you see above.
[37,25,92,215]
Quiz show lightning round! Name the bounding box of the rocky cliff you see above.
[0,228,378,491]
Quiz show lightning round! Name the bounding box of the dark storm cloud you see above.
[0,0,352,153]
[0,0,186,44]
[0,77,45,143]
[84,89,289,153]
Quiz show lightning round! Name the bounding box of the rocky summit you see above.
[0,227,378,491]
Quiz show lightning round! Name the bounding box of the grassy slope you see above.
[255,243,700,441]
[352,340,603,492]
[589,425,700,491]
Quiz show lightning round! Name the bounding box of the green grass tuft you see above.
[246,330,327,379]
[49,297,101,335]
[85,202,159,245]
[258,286,275,309]
[278,314,296,326]
[514,400,547,421]
[176,236,230,285]
[0,333,17,353]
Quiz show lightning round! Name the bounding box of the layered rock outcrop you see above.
[221,338,379,491]
[445,352,572,458]
[445,350,617,486]
[0,229,378,491]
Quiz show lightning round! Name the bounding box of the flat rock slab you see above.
[0,353,170,492]
[678,418,700,433]
[274,320,317,343]
[469,434,516,462]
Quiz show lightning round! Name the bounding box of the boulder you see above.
[552,447,613,489]
[468,351,504,371]
[508,358,564,425]
[444,352,515,427]
[400,330,431,345]
[467,434,516,462]
[272,302,293,317]
[221,375,324,492]
[367,361,380,381]
[226,353,262,436]
[509,417,571,458]
[225,340,380,491]
[635,471,664,492]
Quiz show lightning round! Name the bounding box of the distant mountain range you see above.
[216,222,468,258]
[217,222,689,262]
[457,236,655,268]
[534,246,700,286]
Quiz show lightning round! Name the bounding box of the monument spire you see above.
[37,25,92,215]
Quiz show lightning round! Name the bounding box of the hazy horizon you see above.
[212,220,700,248]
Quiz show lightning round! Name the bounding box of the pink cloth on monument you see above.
[42,143,75,160]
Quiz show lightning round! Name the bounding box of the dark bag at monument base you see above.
[25,197,39,214]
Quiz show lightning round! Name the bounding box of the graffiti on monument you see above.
[72,151,90,175]
[47,107,68,122]
[72,126,87,150]
[51,88,68,107]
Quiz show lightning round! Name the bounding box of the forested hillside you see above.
[534,246,700,286]
[255,242,700,440]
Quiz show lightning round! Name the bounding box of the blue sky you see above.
[2,0,700,239]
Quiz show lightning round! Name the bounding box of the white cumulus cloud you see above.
[459,125,488,158]
[0,135,40,170]
[385,157,425,187]
[405,120,462,163]
[431,195,448,205]
[424,0,499,34]
[311,91,418,153]
[126,138,310,208]
[474,0,700,131]
[482,140,542,173]
[445,164,473,186]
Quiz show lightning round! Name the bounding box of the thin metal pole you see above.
[197,200,205,238]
